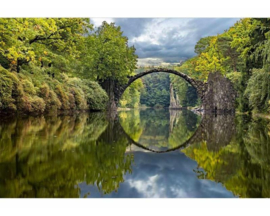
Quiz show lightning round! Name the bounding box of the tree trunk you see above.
[99,78,117,112]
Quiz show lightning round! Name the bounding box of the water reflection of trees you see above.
[119,109,201,150]
[0,113,133,197]
[169,110,201,148]
[182,115,270,198]
[1,110,270,198]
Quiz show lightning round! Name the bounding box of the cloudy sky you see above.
[90,18,239,66]
[80,151,235,198]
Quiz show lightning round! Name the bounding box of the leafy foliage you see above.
[0,65,108,113]
[78,22,137,84]
[244,69,270,112]
[0,18,91,73]
[176,18,270,113]
[172,59,200,107]
[120,79,143,108]
[140,73,170,107]
[0,18,111,113]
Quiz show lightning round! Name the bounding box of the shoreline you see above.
[0,109,104,118]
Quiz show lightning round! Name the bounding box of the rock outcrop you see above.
[203,72,236,114]
[169,83,181,109]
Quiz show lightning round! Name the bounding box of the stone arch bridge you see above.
[100,68,236,113]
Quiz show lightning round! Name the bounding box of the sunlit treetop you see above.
[79,21,138,83]
[0,18,92,72]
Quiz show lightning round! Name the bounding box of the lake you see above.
[0,109,269,198]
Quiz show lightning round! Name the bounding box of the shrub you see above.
[0,65,108,113]
[55,85,70,110]
[22,79,37,95]
[0,67,20,111]
[82,80,108,110]
[71,87,87,110]
[39,84,62,111]
[30,96,46,113]
[244,68,270,112]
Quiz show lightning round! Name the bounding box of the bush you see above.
[30,96,46,113]
[55,85,70,110]
[39,84,62,111]
[81,80,108,110]
[0,65,108,113]
[0,67,20,111]
[244,68,270,112]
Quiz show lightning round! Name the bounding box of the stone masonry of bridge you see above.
[100,68,236,113]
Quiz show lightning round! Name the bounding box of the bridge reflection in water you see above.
[0,110,269,198]
[118,110,236,154]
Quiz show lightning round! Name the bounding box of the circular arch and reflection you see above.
[118,70,205,153]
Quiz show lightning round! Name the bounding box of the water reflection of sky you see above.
[79,151,235,198]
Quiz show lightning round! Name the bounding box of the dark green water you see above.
[0,109,269,198]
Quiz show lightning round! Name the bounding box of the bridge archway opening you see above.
[118,69,202,109]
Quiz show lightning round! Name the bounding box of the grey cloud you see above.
[110,18,240,64]
[113,18,154,39]
[91,18,240,64]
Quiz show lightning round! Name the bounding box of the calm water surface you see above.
[0,109,269,198]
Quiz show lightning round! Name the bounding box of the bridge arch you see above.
[121,115,205,153]
[101,68,236,113]
[119,68,206,102]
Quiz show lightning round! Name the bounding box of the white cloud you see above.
[127,174,166,198]
[131,18,192,45]
[90,18,115,27]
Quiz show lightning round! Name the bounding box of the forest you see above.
[0,18,270,114]
[0,18,136,113]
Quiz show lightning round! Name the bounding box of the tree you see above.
[227,18,270,112]
[216,35,243,72]
[195,36,227,80]
[0,18,109,113]
[0,18,92,73]
[244,68,270,112]
[195,36,214,55]
[171,58,200,107]
[119,79,143,108]
[80,21,137,83]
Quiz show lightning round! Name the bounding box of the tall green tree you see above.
[80,21,137,83]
